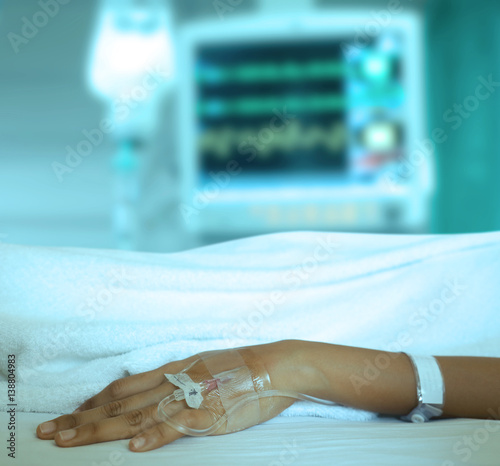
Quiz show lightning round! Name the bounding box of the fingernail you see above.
[58,429,77,441]
[131,436,146,450]
[39,421,56,434]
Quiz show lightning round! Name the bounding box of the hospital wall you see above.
[425,0,500,234]
[0,0,499,252]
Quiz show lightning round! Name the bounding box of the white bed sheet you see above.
[4,412,499,466]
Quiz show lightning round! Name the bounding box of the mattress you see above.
[4,412,499,465]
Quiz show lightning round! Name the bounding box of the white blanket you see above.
[1,231,499,419]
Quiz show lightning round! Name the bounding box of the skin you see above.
[35,339,500,452]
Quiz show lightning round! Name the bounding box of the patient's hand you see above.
[36,338,500,450]
[35,340,303,452]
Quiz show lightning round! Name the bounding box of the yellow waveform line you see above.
[198,121,348,159]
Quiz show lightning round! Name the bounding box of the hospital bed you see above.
[4,412,500,465]
[1,230,499,464]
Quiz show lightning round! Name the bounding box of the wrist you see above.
[252,340,328,396]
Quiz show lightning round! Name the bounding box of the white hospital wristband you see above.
[402,353,445,423]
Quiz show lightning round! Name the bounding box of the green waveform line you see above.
[198,94,346,117]
[197,60,346,84]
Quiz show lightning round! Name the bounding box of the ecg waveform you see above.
[196,60,346,84]
[198,120,347,159]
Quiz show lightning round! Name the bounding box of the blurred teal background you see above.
[426,0,500,233]
[0,0,499,252]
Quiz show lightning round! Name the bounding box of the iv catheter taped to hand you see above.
[158,348,338,436]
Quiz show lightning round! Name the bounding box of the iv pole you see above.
[86,0,174,250]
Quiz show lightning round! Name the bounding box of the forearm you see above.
[260,340,500,420]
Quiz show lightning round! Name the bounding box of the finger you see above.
[53,403,162,448]
[37,383,172,440]
[73,369,163,413]
[74,357,197,413]
[129,408,215,452]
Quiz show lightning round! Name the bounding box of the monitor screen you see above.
[195,35,405,180]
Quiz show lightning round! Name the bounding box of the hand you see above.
[35,340,306,452]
